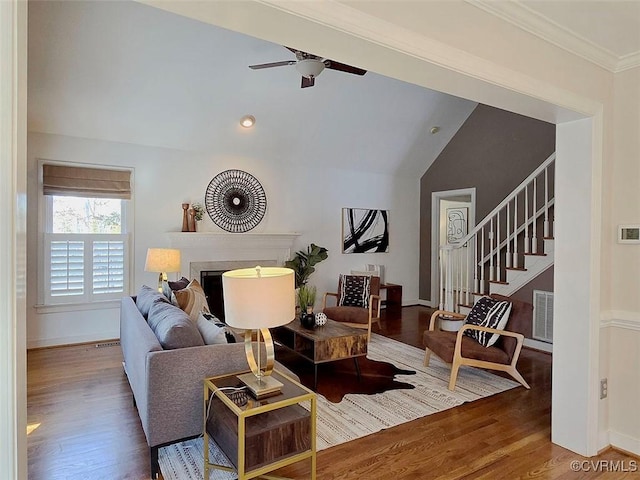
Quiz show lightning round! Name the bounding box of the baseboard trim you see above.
[417,299,436,307]
[27,332,120,350]
[609,430,640,456]
[524,338,553,353]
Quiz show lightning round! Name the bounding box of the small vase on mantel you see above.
[181,203,190,232]
[187,207,196,232]
[301,306,316,329]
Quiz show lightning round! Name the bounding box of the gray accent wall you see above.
[420,104,556,302]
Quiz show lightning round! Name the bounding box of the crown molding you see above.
[617,51,640,73]
[469,0,640,73]
[255,0,601,120]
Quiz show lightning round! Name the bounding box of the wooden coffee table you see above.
[272,319,368,389]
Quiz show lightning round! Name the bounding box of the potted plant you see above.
[285,243,328,288]
[297,285,317,328]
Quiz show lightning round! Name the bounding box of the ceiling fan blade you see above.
[301,76,315,88]
[248,60,296,70]
[324,60,367,76]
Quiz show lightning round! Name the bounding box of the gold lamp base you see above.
[240,328,283,398]
[237,372,283,399]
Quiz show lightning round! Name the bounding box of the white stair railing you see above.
[439,153,555,311]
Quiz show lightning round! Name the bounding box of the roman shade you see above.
[43,164,131,199]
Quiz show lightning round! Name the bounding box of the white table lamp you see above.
[222,266,295,397]
[144,248,181,292]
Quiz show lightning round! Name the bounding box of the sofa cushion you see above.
[147,301,204,349]
[489,294,533,362]
[136,285,169,319]
[173,279,210,322]
[463,296,512,347]
[338,274,371,308]
[323,305,369,324]
[423,330,510,365]
[196,312,237,345]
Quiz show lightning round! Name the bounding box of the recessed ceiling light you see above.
[430,126,440,134]
[240,115,256,128]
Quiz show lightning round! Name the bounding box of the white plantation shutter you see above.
[49,240,84,297]
[45,234,128,304]
[92,239,125,294]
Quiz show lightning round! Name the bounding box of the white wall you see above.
[26,132,420,347]
[602,66,640,454]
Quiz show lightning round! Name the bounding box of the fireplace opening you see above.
[200,270,227,321]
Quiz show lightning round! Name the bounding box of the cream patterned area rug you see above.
[159,334,518,479]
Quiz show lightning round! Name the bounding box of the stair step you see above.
[505,267,527,271]
[543,236,554,240]
[524,252,547,256]
[458,303,474,309]
[489,280,509,285]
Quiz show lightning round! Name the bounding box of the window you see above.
[41,164,132,305]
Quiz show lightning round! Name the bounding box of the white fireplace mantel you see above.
[166,232,300,279]
[167,232,300,250]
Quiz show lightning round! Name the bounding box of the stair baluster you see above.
[532,177,538,254]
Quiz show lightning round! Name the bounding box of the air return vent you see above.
[533,290,553,343]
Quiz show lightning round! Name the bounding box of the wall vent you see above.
[533,290,553,343]
[95,341,120,348]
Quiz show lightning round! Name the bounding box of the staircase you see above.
[439,153,555,312]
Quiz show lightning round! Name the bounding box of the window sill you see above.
[34,299,121,314]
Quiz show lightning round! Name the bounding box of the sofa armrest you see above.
[144,343,247,447]
[120,297,162,411]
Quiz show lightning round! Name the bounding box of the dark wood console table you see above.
[380,283,402,310]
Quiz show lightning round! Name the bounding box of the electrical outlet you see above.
[600,378,608,399]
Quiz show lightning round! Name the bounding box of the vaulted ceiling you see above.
[27,1,477,177]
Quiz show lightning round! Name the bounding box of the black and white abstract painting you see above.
[342,208,389,253]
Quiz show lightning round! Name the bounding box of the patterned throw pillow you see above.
[338,274,371,308]
[173,279,210,323]
[463,296,512,347]
[196,312,237,344]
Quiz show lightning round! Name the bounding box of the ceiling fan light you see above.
[295,59,325,79]
[240,115,255,128]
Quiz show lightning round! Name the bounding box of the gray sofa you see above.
[120,292,295,478]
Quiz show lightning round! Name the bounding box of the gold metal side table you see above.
[203,369,317,480]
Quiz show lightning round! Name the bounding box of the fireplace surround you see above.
[167,232,299,318]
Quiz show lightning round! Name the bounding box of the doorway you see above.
[431,188,476,308]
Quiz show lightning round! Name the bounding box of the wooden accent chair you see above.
[322,274,381,342]
[423,293,532,391]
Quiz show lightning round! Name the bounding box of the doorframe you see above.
[430,188,476,308]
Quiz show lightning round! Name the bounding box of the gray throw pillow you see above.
[136,285,169,318]
[147,301,204,349]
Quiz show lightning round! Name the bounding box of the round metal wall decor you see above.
[204,169,267,233]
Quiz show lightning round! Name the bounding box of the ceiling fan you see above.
[248,46,367,88]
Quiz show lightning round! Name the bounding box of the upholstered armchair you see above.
[423,293,532,391]
[322,274,381,341]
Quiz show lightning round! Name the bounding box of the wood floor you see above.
[27,306,637,479]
